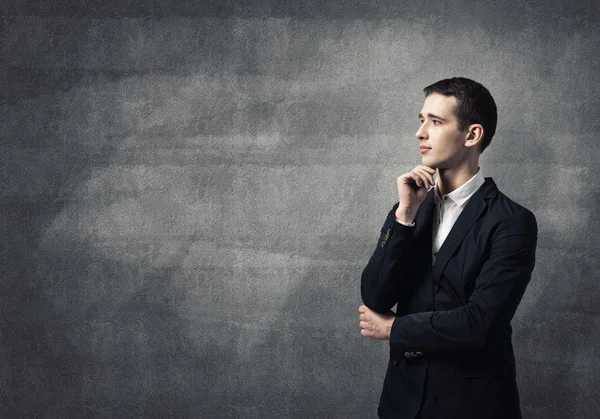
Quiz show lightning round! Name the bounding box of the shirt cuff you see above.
[395,218,415,227]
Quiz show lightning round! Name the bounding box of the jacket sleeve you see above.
[360,202,419,314]
[389,210,538,356]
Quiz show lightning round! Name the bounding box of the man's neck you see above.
[436,163,480,197]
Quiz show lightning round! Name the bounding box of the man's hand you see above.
[359,304,396,340]
[395,165,436,223]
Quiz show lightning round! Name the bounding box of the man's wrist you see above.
[386,317,396,340]
[395,206,417,225]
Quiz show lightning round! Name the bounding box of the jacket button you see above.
[416,351,423,357]
[404,352,411,358]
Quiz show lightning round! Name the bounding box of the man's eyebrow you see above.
[418,112,448,122]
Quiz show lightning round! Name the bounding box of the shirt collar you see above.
[433,167,485,207]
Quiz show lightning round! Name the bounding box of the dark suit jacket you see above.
[361,177,537,419]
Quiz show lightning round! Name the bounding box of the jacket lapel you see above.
[431,177,497,281]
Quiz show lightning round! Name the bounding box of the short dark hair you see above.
[423,77,497,153]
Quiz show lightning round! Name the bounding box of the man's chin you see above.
[421,157,437,170]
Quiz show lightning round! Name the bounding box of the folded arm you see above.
[389,210,538,356]
[361,202,418,313]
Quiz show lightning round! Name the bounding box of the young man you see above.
[358,77,537,419]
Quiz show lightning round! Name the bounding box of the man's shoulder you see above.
[486,184,537,225]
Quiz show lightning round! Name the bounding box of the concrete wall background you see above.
[1,1,599,418]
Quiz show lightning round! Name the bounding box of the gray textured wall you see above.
[1,1,599,418]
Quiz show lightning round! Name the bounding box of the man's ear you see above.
[464,124,484,149]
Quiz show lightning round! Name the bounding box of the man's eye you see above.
[433,120,441,125]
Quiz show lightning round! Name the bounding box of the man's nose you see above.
[416,125,427,140]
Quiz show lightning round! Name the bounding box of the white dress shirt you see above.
[395,168,485,265]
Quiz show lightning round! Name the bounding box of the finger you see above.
[414,168,435,187]
[359,305,366,313]
[401,172,424,188]
[407,173,423,187]
[411,172,428,188]
[415,165,436,175]
[416,168,435,186]
[419,165,436,174]
[399,172,417,186]
[412,170,428,187]
[414,167,433,183]
[416,168,435,187]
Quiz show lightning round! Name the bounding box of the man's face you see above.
[416,93,469,170]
